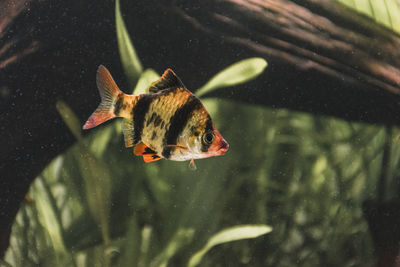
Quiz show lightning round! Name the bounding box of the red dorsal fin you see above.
[148,69,185,94]
[83,65,124,129]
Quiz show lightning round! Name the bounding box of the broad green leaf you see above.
[133,68,160,94]
[337,0,400,33]
[196,58,267,97]
[56,101,83,142]
[116,0,143,87]
[151,228,195,267]
[188,225,272,267]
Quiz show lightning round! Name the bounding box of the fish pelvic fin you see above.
[143,154,162,162]
[134,143,156,155]
[83,65,127,129]
[134,143,162,162]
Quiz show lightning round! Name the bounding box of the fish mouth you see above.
[217,139,229,155]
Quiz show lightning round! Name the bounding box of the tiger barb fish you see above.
[83,65,228,168]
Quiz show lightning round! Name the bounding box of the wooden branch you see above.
[170,0,400,126]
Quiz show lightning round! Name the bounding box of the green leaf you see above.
[337,0,400,33]
[56,101,83,142]
[151,228,195,267]
[133,68,160,94]
[76,145,112,247]
[0,259,13,267]
[116,0,143,87]
[119,217,141,267]
[188,225,272,267]
[138,226,153,267]
[196,58,267,97]
[89,126,115,157]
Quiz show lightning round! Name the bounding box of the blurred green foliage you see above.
[6,94,395,266]
[337,0,400,32]
[5,0,400,266]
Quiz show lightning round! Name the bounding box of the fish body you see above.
[83,65,228,164]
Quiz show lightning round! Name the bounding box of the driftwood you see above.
[169,0,400,125]
[1,0,400,264]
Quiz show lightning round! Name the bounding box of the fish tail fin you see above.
[83,65,126,129]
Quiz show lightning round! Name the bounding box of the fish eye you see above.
[203,131,215,144]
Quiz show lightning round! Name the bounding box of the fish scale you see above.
[141,88,191,153]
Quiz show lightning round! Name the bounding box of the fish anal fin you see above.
[148,69,185,93]
[123,119,134,147]
[143,154,162,162]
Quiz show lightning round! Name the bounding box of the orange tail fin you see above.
[83,65,124,129]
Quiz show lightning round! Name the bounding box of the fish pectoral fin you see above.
[123,119,134,147]
[134,143,157,155]
[143,154,162,163]
[166,144,188,150]
[189,159,197,170]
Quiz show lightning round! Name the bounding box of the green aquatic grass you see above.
[5,99,390,267]
[56,101,112,266]
[116,0,143,88]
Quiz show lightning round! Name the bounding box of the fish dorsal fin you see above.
[148,69,185,93]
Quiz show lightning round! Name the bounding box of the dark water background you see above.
[2,0,400,266]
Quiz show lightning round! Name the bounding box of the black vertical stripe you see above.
[162,95,202,158]
[114,93,124,116]
[132,95,154,144]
